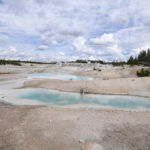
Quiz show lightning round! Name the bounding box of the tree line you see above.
[0,59,58,66]
[127,49,150,65]
[0,60,21,66]
[0,49,150,66]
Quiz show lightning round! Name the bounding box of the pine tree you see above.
[127,56,134,65]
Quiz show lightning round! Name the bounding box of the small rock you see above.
[79,139,85,143]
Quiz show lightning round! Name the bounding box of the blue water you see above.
[28,73,93,80]
[17,89,150,110]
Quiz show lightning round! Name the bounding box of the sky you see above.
[0,0,150,62]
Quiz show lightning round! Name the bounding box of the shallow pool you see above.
[28,73,93,80]
[17,89,150,110]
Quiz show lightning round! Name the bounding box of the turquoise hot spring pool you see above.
[28,73,93,80]
[17,89,150,110]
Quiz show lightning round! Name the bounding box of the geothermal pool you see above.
[17,89,150,110]
[28,73,93,80]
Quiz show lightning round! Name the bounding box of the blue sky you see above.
[0,0,150,61]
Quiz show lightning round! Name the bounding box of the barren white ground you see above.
[0,63,150,150]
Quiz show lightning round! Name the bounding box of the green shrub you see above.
[93,67,96,70]
[112,61,126,66]
[93,67,101,71]
[76,60,87,63]
[137,68,150,77]
[97,69,101,71]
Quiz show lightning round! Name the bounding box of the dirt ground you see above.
[0,102,150,150]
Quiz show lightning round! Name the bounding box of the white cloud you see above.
[130,44,150,58]
[73,36,94,55]
[0,0,150,61]
[0,46,47,61]
[59,52,65,56]
[73,34,125,61]
[9,46,17,52]
[40,26,85,45]
[89,56,95,60]
[37,45,48,50]
[73,37,86,52]
[90,34,118,45]
[72,56,78,60]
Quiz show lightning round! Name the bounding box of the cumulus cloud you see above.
[9,46,17,52]
[89,56,95,60]
[0,46,48,61]
[37,45,48,50]
[73,37,94,55]
[90,34,125,59]
[59,52,65,56]
[40,26,85,45]
[130,44,150,58]
[73,34,125,61]
[90,34,118,46]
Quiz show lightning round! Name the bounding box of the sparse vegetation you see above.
[93,67,96,70]
[75,60,105,64]
[0,60,21,66]
[93,67,101,71]
[127,56,139,65]
[137,68,150,77]
[112,61,126,66]
[76,60,87,63]
[0,59,58,66]
[89,60,104,64]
